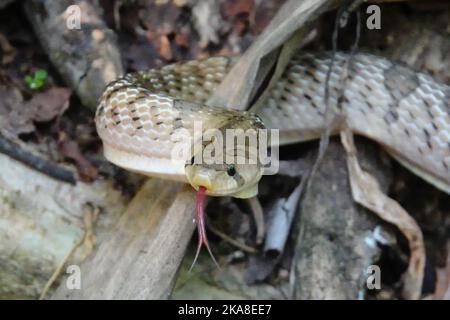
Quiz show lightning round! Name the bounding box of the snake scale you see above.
[95,52,450,262]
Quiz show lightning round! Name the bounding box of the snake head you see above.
[184,111,267,198]
[185,144,263,198]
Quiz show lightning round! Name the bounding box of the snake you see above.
[95,51,450,264]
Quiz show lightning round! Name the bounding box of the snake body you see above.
[95,52,450,196]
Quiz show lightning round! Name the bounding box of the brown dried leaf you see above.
[0,86,72,137]
[174,32,189,48]
[340,129,425,300]
[0,86,70,137]
[0,32,16,65]
[58,132,98,182]
[26,87,72,122]
[158,34,173,61]
[223,0,254,17]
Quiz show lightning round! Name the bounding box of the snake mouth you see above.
[185,167,227,196]
[189,179,245,197]
[190,172,214,191]
[190,181,258,198]
[186,165,261,198]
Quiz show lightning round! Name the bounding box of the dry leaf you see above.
[158,34,173,61]
[0,86,71,137]
[175,32,189,47]
[26,87,72,122]
[0,32,16,64]
[223,0,254,17]
[58,132,98,181]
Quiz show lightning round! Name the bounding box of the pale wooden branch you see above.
[51,179,196,299]
[0,153,125,299]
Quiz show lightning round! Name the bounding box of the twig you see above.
[207,217,258,254]
[39,234,85,300]
[39,206,98,300]
[307,2,362,190]
[247,197,265,245]
[0,133,76,184]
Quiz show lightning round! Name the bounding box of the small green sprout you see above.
[25,69,48,90]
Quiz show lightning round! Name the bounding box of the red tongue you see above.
[189,186,219,271]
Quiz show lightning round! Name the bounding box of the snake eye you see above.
[190,156,195,165]
[227,165,236,177]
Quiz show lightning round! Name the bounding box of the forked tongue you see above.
[188,186,219,272]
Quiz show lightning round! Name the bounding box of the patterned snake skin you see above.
[95,52,450,194]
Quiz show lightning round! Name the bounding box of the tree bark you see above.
[24,0,123,110]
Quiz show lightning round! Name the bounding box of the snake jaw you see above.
[189,186,220,272]
[190,172,213,191]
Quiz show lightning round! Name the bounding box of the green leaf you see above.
[24,75,33,84]
[34,79,44,89]
[34,69,48,80]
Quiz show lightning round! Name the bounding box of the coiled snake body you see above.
[96,52,450,195]
[96,52,450,262]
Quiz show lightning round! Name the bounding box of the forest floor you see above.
[0,0,448,300]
